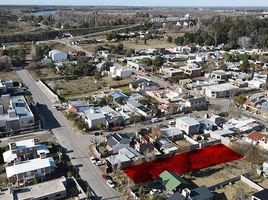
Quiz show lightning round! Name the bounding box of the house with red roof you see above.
[245,131,268,150]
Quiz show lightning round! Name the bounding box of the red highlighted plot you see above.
[123,144,242,183]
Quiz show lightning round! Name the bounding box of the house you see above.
[198,118,217,132]
[211,70,232,82]
[168,186,214,200]
[204,83,239,98]
[176,117,200,135]
[245,131,268,149]
[84,108,106,130]
[3,138,49,164]
[6,157,56,186]
[158,170,189,192]
[106,147,144,170]
[160,67,184,77]
[106,133,131,153]
[0,79,20,95]
[184,97,209,112]
[134,135,155,155]
[110,64,132,79]
[108,90,128,103]
[100,106,124,128]
[129,79,160,92]
[0,94,35,132]
[205,114,225,127]
[49,50,67,62]
[252,189,268,200]
[155,138,178,155]
[161,127,184,141]
[1,176,87,200]
[67,100,93,114]
[181,65,202,78]
[127,99,152,118]
[224,117,263,134]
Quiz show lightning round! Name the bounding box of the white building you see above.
[110,64,132,79]
[204,83,239,98]
[84,108,106,130]
[176,117,200,135]
[0,94,35,132]
[49,50,68,62]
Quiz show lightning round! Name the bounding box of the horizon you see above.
[1,0,268,7]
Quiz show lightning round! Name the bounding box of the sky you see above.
[0,0,268,7]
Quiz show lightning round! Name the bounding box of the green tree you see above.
[125,49,135,57]
[167,36,173,43]
[234,96,246,107]
[17,48,26,64]
[174,36,184,45]
[152,56,164,71]
[140,58,152,66]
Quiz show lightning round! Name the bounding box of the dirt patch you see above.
[215,180,257,200]
[0,71,21,82]
[47,76,99,100]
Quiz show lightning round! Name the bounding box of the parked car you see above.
[149,189,162,195]
[151,118,160,123]
[95,160,106,166]
[107,180,115,188]
[90,157,97,164]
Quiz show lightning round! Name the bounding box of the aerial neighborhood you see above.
[0,3,268,200]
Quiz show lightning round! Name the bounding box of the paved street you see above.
[17,69,122,200]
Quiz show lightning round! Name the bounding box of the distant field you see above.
[81,33,184,52]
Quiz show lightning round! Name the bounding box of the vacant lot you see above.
[0,71,21,82]
[29,68,59,81]
[215,180,257,200]
[47,76,99,100]
[192,160,251,187]
[81,34,182,52]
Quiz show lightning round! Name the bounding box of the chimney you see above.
[1,94,10,113]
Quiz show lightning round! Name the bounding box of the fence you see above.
[208,175,241,191]
[184,134,199,144]
[37,80,61,104]
[240,175,264,192]
[199,139,221,148]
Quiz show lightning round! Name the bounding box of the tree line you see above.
[174,16,268,49]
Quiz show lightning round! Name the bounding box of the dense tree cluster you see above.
[2,48,26,66]
[174,16,268,49]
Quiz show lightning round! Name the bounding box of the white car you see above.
[95,160,106,166]
[107,180,115,188]
[90,157,97,164]
[150,189,162,195]
[151,118,160,123]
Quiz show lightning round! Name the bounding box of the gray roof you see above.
[168,185,213,200]
[107,133,130,148]
[253,189,268,200]
[178,117,200,126]
[187,97,207,104]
